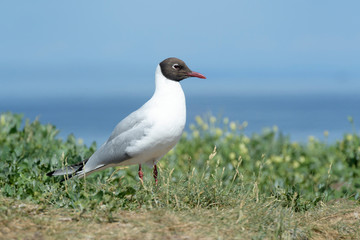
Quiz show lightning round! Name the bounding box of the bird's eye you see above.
[172,64,181,70]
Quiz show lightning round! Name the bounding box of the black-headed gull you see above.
[47,57,206,184]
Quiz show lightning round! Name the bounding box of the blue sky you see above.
[1,1,359,98]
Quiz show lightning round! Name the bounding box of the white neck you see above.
[153,65,184,98]
[142,65,186,130]
[142,65,186,121]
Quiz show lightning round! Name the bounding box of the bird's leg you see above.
[153,164,158,185]
[138,164,144,183]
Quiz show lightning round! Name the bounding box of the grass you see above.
[1,112,360,239]
[1,196,359,239]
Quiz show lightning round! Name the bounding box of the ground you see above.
[1,198,359,240]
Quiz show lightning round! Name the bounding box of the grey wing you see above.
[82,112,152,174]
[107,104,148,143]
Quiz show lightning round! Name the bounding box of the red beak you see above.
[187,71,206,79]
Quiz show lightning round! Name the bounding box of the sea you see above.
[1,93,359,146]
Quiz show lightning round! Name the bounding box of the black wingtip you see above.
[46,170,74,183]
[46,158,89,179]
[59,174,74,183]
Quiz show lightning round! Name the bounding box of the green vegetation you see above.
[1,112,360,239]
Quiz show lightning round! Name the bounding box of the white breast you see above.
[125,65,186,165]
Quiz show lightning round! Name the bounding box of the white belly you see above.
[124,102,186,165]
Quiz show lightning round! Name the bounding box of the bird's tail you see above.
[47,159,89,180]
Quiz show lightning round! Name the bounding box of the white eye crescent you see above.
[172,64,180,70]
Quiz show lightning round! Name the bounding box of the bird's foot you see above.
[153,165,158,185]
[138,164,144,184]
